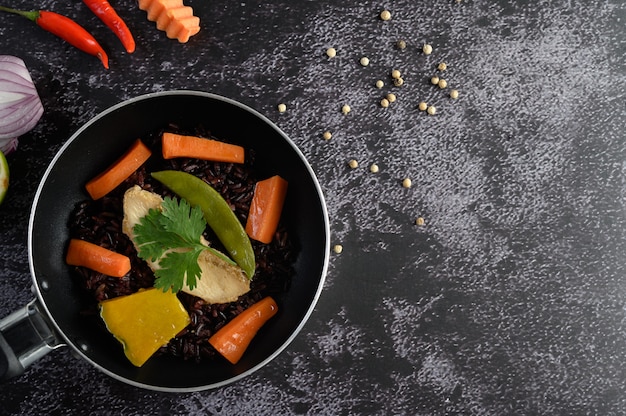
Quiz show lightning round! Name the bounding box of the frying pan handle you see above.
[0,299,64,382]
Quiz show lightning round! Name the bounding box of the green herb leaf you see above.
[133,196,233,292]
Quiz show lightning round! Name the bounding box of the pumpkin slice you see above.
[100,287,190,367]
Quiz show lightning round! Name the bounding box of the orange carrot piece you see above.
[208,296,278,364]
[166,16,200,42]
[66,238,131,278]
[162,132,245,163]
[85,139,152,200]
[245,175,288,244]
[159,6,193,31]
[138,0,200,43]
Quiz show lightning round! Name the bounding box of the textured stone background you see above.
[1,0,625,414]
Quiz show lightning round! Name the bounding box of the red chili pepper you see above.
[83,0,135,53]
[0,6,109,69]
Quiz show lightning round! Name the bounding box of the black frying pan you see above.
[0,91,329,391]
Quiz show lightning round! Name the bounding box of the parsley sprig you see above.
[133,196,234,292]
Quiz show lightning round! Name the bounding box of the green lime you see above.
[0,150,8,205]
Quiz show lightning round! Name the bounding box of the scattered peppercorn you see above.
[393,77,404,87]
[322,131,332,140]
[391,69,401,79]
[402,178,412,188]
[386,93,396,103]
[277,103,287,113]
[423,44,433,55]
[415,217,425,226]
[348,159,359,169]
[342,104,351,114]
[418,101,428,111]
[438,79,448,89]
[437,62,447,71]
[427,105,437,115]
[370,163,379,173]
[333,244,343,254]
[380,10,391,21]
[360,56,370,67]
[396,39,407,50]
[431,76,440,85]
[380,98,390,108]
[375,79,384,89]
[450,89,459,99]
[326,47,336,58]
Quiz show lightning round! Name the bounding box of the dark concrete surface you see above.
[0,0,625,414]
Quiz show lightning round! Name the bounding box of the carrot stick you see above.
[85,139,152,200]
[162,132,244,163]
[66,238,131,277]
[208,296,278,364]
[245,175,288,244]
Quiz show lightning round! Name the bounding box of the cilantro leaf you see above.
[133,207,178,262]
[159,197,207,243]
[133,196,233,292]
[154,248,203,292]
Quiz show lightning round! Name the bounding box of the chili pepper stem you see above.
[0,6,110,69]
[0,6,40,21]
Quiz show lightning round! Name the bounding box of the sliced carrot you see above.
[66,238,131,278]
[208,296,278,364]
[158,5,193,31]
[138,0,178,19]
[245,175,288,244]
[162,132,245,163]
[138,0,200,43]
[85,139,152,200]
[165,16,200,43]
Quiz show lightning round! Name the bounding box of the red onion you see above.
[0,55,43,154]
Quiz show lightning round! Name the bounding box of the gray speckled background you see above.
[1,0,625,414]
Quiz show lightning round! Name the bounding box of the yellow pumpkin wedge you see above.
[100,288,190,367]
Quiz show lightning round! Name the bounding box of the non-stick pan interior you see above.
[28,91,329,391]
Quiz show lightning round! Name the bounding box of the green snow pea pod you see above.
[152,170,256,279]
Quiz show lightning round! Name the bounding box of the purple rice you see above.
[67,125,297,362]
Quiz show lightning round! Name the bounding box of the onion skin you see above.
[0,55,44,154]
[0,137,18,155]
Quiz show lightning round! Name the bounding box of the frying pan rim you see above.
[26,90,330,392]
